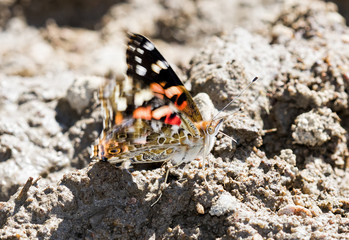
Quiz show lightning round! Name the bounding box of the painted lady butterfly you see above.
[92,33,223,167]
[91,33,257,204]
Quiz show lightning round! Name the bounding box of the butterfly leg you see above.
[150,160,185,207]
[199,154,216,194]
[201,157,210,187]
[150,163,171,207]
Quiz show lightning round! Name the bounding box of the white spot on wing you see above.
[129,45,136,51]
[116,97,127,111]
[171,125,180,132]
[158,60,169,69]
[136,65,147,76]
[134,89,153,106]
[143,41,155,51]
[137,48,144,54]
[134,136,147,144]
[135,56,142,63]
[151,120,163,132]
[151,63,161,74]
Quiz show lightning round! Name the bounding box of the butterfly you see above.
[92,33,224,169]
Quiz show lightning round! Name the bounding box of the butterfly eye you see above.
[207,125,214,135]
[108,148,121,154]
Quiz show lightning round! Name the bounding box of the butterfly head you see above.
[201,118,224,157]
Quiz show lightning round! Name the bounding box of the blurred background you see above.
[0,0,347,78]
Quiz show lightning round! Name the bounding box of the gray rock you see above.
[292,107,345,147]
[209,192,238,216]
[66,76,104,115]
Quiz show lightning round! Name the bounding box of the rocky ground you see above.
[0,0,349,239]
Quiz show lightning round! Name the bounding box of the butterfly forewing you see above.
[126,33,203,123]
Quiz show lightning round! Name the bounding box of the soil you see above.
[0,0,349,239]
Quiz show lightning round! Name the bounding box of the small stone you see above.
[196,202,205,215]
[209,192,237,216]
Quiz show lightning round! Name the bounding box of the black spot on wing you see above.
[170,95,178,103]
[176,93,186,106]
[168,112,177,120]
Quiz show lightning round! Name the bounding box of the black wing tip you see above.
[127,32,150,44]
[126,33,149,53]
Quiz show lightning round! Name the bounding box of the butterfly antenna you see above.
[213,76,258,121]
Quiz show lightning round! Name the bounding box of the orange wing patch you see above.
[114,112,124,125]
[133,106,152,120]
[150,83,165,99]
[164,86,188,111]
[152,106,181,126]
[152,106,172,120]
[165,86,183,98]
